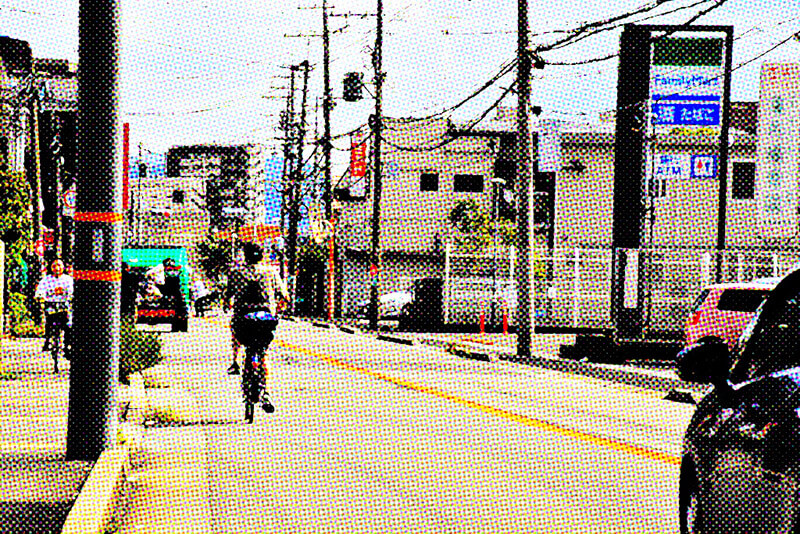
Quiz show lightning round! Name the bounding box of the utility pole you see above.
[322,0,338,321]
[287,61,310,312]
[67,0,123,462]
[51,114,64,260]
[514,0,534,361]
[322,0,333,220]
[279,67,297,280]
[367,0,384,331]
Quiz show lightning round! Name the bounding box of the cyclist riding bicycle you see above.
[226,242,289,414]
[35,258,74,371]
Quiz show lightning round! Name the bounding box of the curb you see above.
[61,375,146,534]
[443,342,707,395]
[448,342,493,362]
[60,424,143,534]
[377,333,415,346]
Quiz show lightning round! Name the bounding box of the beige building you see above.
[336,109,787,335]
[337,117,507,315]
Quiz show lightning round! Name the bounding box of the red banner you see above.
[122,122,130,211]
[350,131,368,179]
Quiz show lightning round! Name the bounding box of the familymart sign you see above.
[650,34,727,128]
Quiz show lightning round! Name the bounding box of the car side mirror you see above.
[677,340,731,387]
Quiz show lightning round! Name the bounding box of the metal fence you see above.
[443,244,800,336]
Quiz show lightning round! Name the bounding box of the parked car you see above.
[398,278,444,331]
[677,267,800,533]
[357,290,413,320]
[684,278,780,349]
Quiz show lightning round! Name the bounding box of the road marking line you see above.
[199,317,680,466]
[277,339,681,467]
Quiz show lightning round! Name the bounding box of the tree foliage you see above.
[0,168,33,266]
[194,235,233,283]
[448,199,515,252]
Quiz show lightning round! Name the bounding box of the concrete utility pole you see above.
[52,115,63,260]
[322,0,333,220]
[367,0,384,332]
[66,0,123,461]
[287,61,310,312]
[514,0,534,361]
[322,0,337,321]
[516,0,534,361]
[279,67,297,280]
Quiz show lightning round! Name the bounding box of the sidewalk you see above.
[0,335,136,534]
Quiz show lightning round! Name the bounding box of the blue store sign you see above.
[652,102,721,126]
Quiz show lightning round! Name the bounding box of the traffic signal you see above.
[343,72,363,102]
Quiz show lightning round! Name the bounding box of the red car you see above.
[684,278,779,350]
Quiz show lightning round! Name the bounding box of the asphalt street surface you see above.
[118,315,695,533]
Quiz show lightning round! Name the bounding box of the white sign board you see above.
[756,63,800,241]
[648,33,727,132]
[537,119,561,173]
[651,153,718,180]
[650,66,724,102]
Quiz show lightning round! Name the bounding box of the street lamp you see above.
[490,176,506,329]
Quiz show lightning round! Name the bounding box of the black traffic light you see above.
[343,72,363,102]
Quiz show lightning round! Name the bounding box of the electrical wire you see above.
[379,83,515,153]
[542,0,719,52]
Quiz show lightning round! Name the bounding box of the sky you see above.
[2,0,799,174]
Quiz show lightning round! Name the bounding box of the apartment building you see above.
[134,144,270,270]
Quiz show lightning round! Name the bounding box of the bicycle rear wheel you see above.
[52,330,62,374]
[244,401,255,424]
[242,347,264,423]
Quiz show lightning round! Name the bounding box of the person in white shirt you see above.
[35,259,74,369]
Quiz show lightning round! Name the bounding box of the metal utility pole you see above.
[514,0,534,361]
[67,0,123,461]
[287,61,310,311]
[367,0,384,331]
[714,28,735,282]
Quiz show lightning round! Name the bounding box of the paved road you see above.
[119,315,695,533]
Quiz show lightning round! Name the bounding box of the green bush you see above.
[11,321,45,338]
[6,292,43,338]
[119,317,163,384]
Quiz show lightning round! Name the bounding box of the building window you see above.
[453,174,484,193]
[420,172,439,192]
[732,161,756,200]
[172,189,185,204]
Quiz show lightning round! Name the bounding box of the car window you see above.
[717,289,770,312]
[731,285,800,383]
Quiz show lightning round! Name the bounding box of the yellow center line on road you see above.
[200,317,680,466]
[277,339,681,467]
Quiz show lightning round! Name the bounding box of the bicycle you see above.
[232,310,278,423]
[43,302,69,374]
